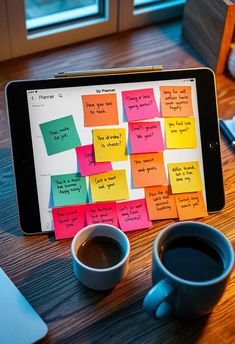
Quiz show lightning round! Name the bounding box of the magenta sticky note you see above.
[52,205,86,240]
[122,88,159,121]
[76,144,112,176]
[129,121,165,153]
[85,202,119,227]
[117,199,152,232]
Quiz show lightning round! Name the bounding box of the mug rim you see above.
[71,223,130,272]
[154,221,234,286]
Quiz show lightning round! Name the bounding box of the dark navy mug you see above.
[143,222,234,319]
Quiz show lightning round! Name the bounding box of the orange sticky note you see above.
[168,161,203,194]
[145,185,178,220]
[82,93,119,127]
[175,192,208,220]
[160,86,193,117]
[130,152,167,188]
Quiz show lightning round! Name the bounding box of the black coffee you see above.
[160,236,224,282]
[76,236,124,269]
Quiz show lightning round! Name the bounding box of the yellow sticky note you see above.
[93,128,127,162]
[89,169,129,202]
[168,161,203,193]
[165,117,197,149]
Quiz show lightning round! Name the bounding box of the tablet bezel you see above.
[6,68,225,235]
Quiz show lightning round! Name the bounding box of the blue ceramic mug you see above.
[143,221,234,319]
[71,223,130,290]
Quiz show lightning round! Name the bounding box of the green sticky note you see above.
[40,115,81,156]
[51,173,87,206]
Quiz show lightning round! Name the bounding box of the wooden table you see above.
[0,20,235,344]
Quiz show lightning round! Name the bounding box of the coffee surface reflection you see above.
[76,236,124,269]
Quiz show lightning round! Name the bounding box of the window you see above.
[25,0,103,32]
[119,0,185,31]
[0,0,185,61]
[134,0,165,6]
[5,0,117,58]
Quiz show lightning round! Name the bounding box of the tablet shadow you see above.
[0,148,22,237]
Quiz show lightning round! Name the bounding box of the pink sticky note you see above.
[117,199,152,232]
[122,88,159,121]
[52,205,86,240]
[129,121,164,153]
[76,144,112,176]
[85,202,119,227]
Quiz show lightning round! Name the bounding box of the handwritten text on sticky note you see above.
[85,202,118,227]
[165,117,197,148]
[130,152,167,188]
[51,173,87,206]
[89,169,129,202]
[52,205,86,240]
[145,185,178,220]
[129,121,164,153]
[175,192,208,220]
[82,93,119,127]
[168,161,203,193]
[160,86,193,117]
[40,115,81,156]
[93,128,127,162]
[76,144,112,176]
[122,88,159,121]
[117,199,152,232]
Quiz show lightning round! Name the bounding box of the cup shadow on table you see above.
[20,255,210,343]
[20,257,113,320]
[23,261,209,343]
[64,298,209,344]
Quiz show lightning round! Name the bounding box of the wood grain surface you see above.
[0,19,235,344]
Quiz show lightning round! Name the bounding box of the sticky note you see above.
[129,121,165,153]
[117,199,152,232]
[40,115,81,156]
[89,169,129,202]
[168,161,203,193]
[51,173,87,206]
[145,185,178,220]
[93,128,127,162]
[175,192,208,220]
[122,88,159,121]
[165,117,197,148]
[82,93,119,127]
[160,86,193,117]
[52,205,86,240]
[130,152,167,188]
[85,202,118,227]
[76,144,112,176]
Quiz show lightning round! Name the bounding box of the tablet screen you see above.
[26,77,206,232]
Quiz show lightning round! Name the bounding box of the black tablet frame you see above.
[6,68,225,234]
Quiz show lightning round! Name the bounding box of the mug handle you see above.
[143,279,175,318]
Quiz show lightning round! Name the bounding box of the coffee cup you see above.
[143,221,234,319]
[71,223,130,290]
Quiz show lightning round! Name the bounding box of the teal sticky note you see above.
[51,173,88,206]
[40,115,81,156]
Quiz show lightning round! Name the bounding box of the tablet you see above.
[6,68,224,235]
